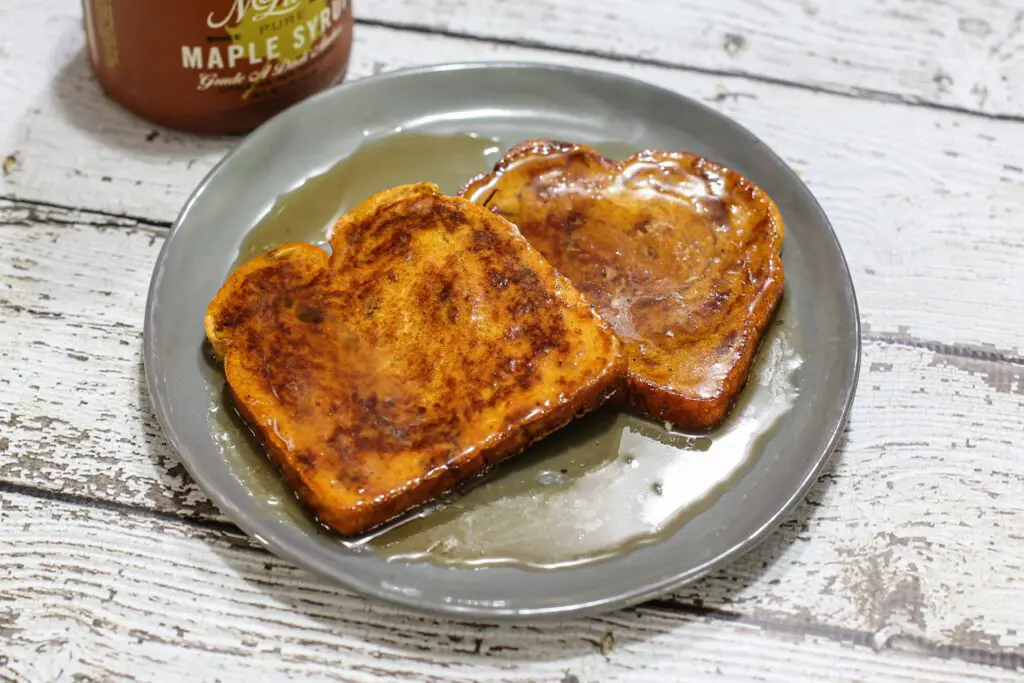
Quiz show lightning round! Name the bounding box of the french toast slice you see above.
[460,141,785,430]
[205,183,626,537]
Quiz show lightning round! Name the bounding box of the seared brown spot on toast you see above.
[205,183,626,536]
[460,141,785,430]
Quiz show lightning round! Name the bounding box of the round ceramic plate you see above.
[144,62,860,620]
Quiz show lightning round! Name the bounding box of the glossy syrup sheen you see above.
[204,132,802,570]
[368,300,800,569]
[234,132,509,268]
[206,182,625,537]
[460,140,786,431]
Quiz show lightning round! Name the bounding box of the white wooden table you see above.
[2,1,1023,681]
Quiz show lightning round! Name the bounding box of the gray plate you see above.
[144,62,860,621]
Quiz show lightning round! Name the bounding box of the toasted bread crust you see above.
[206,183,626,536]
[461,141,785,430]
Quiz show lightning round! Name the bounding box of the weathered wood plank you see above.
[2,3,1023,678]
[0,0,233,219]
[1,202,1022,653]
[2,491,1021,682]
[360,0,1024,118]
[3,21,1023,350]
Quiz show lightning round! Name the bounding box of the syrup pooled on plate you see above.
[203,132,802,570]
[368,300,801,570]
[234,132,506,268]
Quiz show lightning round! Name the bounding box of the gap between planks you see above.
[352,18,1024,126]
[2,478,1022,674]
[2,195,1020,371]
[2,201,1022,670]
[0,194,173,229]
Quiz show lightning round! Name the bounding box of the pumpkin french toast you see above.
[205,183,626,536]
[460,140,785,430]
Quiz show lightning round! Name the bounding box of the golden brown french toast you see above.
[205,183,626,536]
[460,141,785,430]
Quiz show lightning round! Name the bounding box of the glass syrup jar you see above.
[82,0,354,134]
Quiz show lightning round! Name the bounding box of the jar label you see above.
[181,0,349,98]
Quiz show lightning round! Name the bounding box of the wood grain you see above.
[1,201,1022,656]
[1,12,1022,350]
[359,0,1024,118]
[2,1,1023,680]
[2,490,1022,682]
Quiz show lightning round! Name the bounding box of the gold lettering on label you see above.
[227,44,246,69]
[192,0,348,94]
[208,0,302,30]
[182,46,203,69]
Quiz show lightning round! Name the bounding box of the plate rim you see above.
[143,60,862,621]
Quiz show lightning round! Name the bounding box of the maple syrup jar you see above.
[82,0,354,134]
